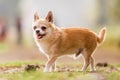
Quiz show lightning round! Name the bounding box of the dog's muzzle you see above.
[35,30,46,39]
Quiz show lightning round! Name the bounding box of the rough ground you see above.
[0,46,120,80]
[0,62,119,80]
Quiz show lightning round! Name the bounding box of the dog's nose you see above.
[36,30,40,34]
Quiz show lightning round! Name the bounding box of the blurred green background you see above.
[0,0,120,80]
[0,0,120,63]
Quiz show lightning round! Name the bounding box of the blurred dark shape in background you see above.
[111,0,120,23]
[97,0,108,26]
[0,18,7,42]
[16,16,22,45]
[97,0,120,26]
[0,0,119,47]
[118,40,120,48]
[0,0,119,65]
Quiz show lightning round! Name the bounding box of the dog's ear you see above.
[34,12,39,21]
[45,11,53,23]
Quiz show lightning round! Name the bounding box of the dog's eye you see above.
[33,26,37,30]
[41,26,46,30]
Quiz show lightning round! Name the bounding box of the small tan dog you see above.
[33,11,106,72]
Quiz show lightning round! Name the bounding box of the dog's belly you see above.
[60,48,79,55]
[36,41,83,58]
[39,45,78,57]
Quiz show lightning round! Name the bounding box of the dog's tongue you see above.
[37,34,42,39]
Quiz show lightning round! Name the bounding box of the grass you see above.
[0,61,119,80]
[0,61,88,80]
[0,71,88,80]
[107,72,120,80]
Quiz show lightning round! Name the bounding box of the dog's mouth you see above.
[36,33,46,39]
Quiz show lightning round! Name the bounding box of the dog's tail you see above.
[97,27,106,44]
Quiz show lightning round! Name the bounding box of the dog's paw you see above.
[90,69,96,72]
[43,68,51,72]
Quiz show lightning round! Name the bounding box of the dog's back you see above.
[56,27,106,57]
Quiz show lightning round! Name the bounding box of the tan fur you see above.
[33,11,106,72]
[97,27,106,44]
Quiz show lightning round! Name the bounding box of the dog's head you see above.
[33,11,55,40]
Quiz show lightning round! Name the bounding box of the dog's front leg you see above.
[44,56,57,72]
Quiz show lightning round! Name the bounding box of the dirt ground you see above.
[0,46,120,64]
[0,46,120,80]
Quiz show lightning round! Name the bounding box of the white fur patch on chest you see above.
[37,43,49,59]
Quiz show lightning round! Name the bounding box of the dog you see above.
[32,11,106,72]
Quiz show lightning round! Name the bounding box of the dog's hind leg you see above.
[81,48,96,71]
[90,56,96,71]
[81,49,91,71]
[44,56,57,72]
